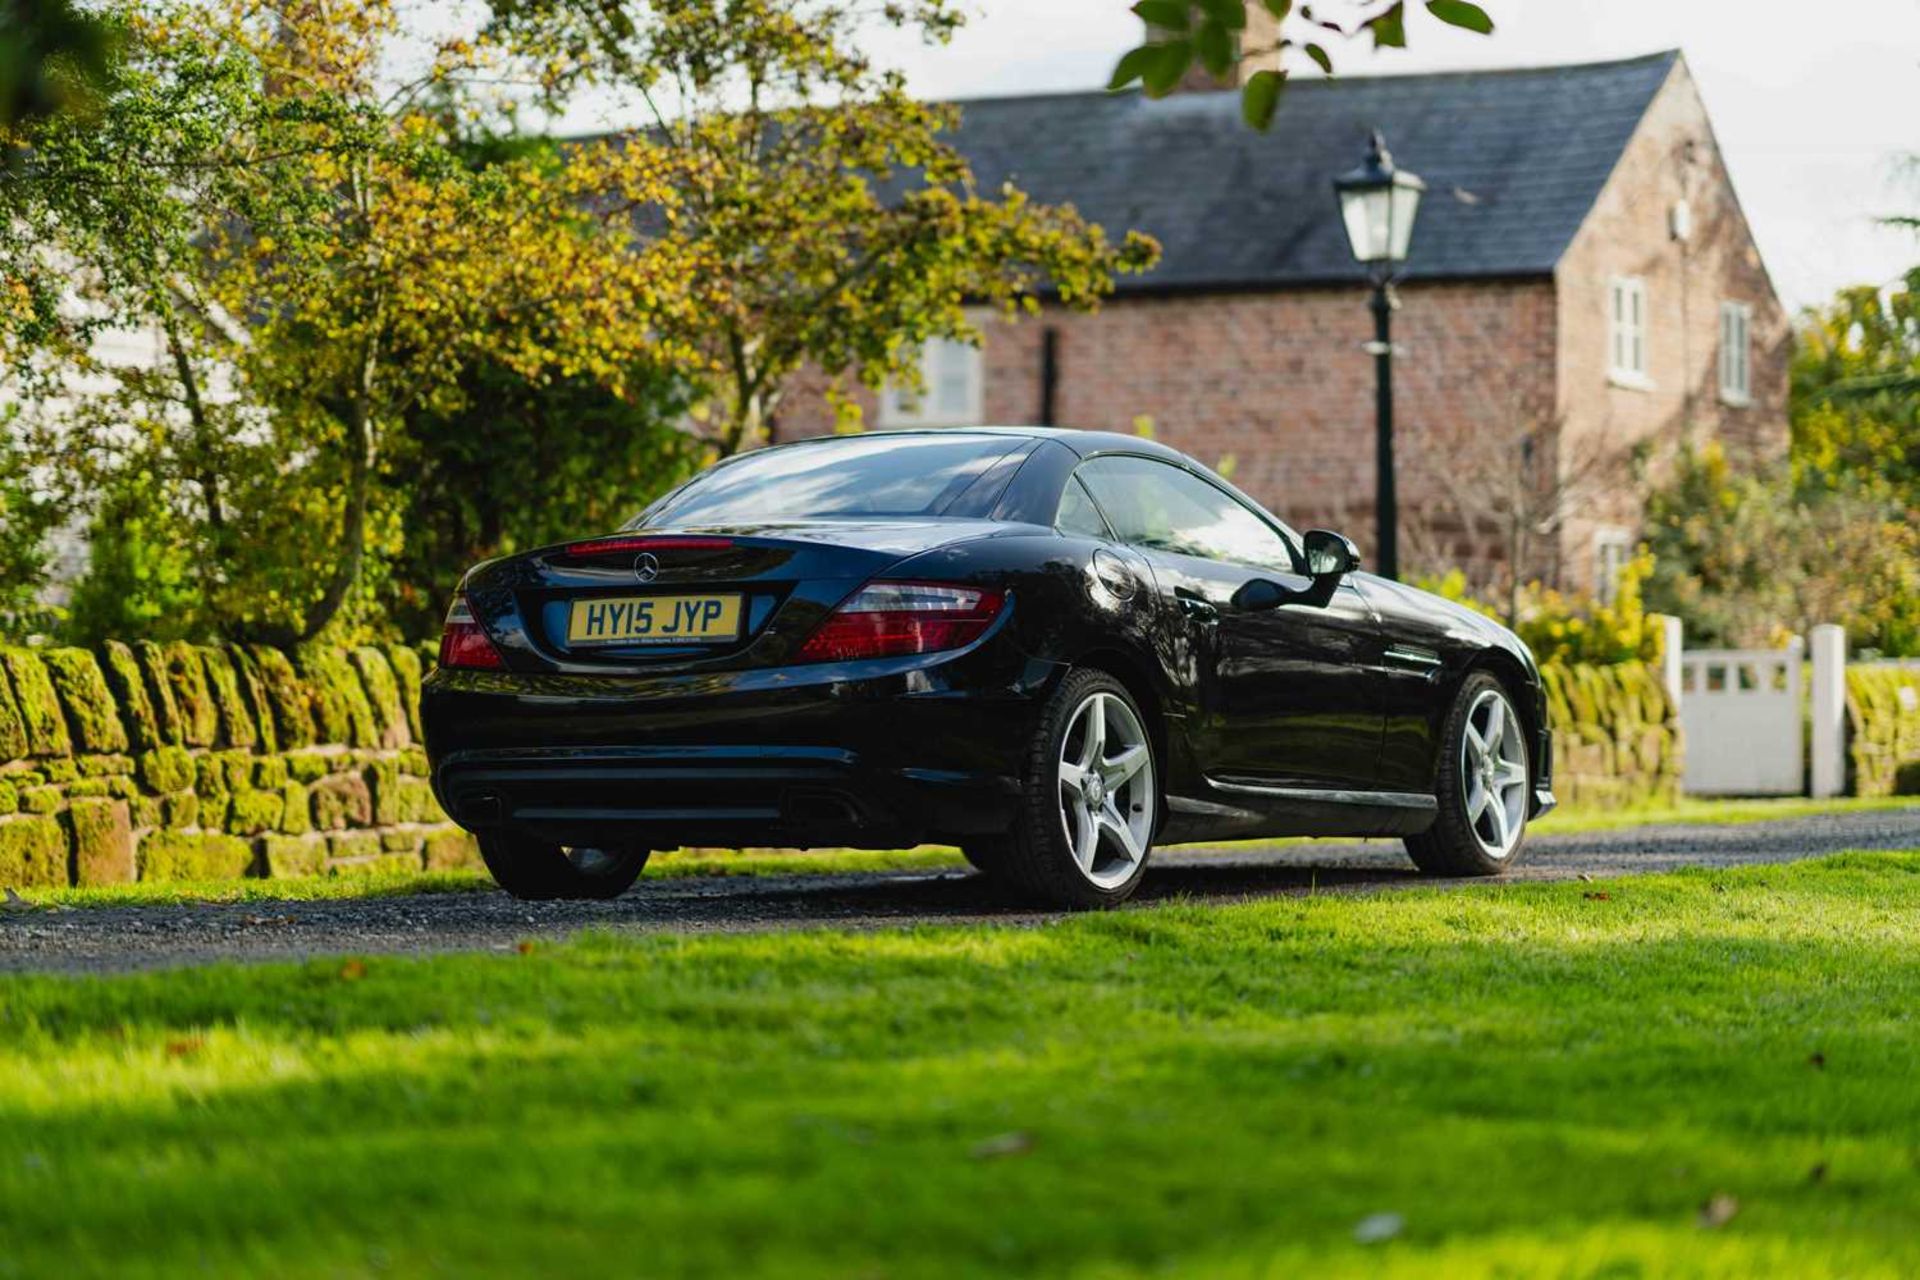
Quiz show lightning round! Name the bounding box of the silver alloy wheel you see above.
[1462,687,1529,859]
[1057,691,1155,890]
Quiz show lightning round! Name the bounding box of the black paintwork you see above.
[423,428,1556,853]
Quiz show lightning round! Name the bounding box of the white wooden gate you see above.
[1679,640,1804,795]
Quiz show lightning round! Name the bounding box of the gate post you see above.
[1810,624,1847,798]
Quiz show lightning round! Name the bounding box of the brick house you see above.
[772,49,1789,597]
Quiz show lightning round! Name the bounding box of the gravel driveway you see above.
[5,807,1917,974]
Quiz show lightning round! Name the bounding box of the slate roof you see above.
[943,50,1680,292]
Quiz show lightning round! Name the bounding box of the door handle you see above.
[1178,595,1220,624]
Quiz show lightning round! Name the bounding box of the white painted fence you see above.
[1679,638,1805,796]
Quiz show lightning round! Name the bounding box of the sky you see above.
[549,0,1919,312]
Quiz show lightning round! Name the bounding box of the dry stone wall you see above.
[0,641,478,889]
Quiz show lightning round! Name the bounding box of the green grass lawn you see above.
[5,853,1920,1278]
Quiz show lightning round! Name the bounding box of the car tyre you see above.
[477,832,651,900]
[997,668,1158,909]
[1405,672,1532,877]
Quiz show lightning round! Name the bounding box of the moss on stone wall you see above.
[246,647,316,751]
[161,641,220,748]
[389,645,426,743]
[133,641,187,747]
[1846,665,1920,797]
[139,830,256,881]
[228,647,280,754]
[299,647,380,749]
[0,663,27,761]
[41,648,129,754]
[2,650,74,757]
[0,815,68,888]
[99,641,162,751]
[351,648,409,749]
[67,798,134,885]
[1538,660,1680,811]
[198,648,258,751]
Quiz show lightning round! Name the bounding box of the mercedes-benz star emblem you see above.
[633,552,661,583]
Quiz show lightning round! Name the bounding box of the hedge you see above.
[1538,659,1681,810]
[1846,664,1920,797]
[0,642,477,889]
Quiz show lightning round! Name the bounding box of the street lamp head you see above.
[1334,129,1425,271]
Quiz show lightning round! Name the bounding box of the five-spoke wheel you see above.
[1057,689,1156,891]
[980,668,1159,908]
[1406,672,1533,877]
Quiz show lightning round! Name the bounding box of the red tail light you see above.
[795,581,1005,664]
[438,595,506,670]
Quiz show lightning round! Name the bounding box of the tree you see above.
[0,408,63,637]
[0,0,116,128]
[1399,394,1627,626]
[486,0,1158,455]
[1109,0,1493,131]
[1790,268,1919,513]
[1641,442,1920,657]
[386,358,702,639]
[3,0,706,643]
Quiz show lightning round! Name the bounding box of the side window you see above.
[1077,456,1295,572]
[1055,476,1112,539]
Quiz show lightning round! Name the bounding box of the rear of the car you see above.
[422,432,1058,854]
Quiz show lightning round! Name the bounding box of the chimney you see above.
[1148,3,1283,94]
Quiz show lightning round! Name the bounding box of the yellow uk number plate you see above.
[567,594,743,646]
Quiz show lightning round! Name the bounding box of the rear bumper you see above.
[423,647,1060,850]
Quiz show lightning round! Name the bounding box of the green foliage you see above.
[1845,665,1920,796]
[1791,270,1919,512]
[7,1,706,645]
[1108,0,1492,130]
[39,647,127,753]
[1412,556,1664,666]
[57,474,206,646]
[0,0,117,127]
[385,359,701,640]
[0,416,64,639]
[487,0,1157,455]
[1642,442,1920,655]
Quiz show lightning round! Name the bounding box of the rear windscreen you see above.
[640,434,1022,525]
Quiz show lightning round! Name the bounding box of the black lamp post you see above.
[1334,130,1424,581]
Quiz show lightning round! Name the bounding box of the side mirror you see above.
[1303,529,1361,579]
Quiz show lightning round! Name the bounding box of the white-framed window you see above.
[1593,527,1633,606]
[1719,300,1752,405]
[879,336,983,428]
[1608,276,1649,386]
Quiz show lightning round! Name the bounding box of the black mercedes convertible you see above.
[422,428,1555,907]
